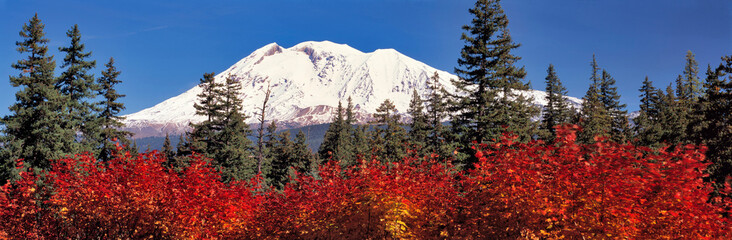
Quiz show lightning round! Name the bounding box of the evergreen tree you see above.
[213,74,254,182]
[599,70,629,142]
[338,97,356,166]
[188,73,255,182]
[268,131,294,188]
[292,130,313,176]
[657,84,684,144]
[1,14,73,183]
[673,51,703,144]
[161,133,175,168]
[371,99,407,163]
[319,101,352,164]
[633,76,663,147]
[578,55,610,143]
[425,72,453,160]
[57,24,99,153]
[96,58,131,162]
[352,125,371,161]
[539,64,573,142]
[189,72,223,155]
[407,89,429,156]
[693,56,732,197]
[171,134,192,171]
[678,50,703,101]
[450,0,538,167]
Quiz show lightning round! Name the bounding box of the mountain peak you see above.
[122,41,583,138]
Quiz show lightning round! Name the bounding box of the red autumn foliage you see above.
[1,125,730,239]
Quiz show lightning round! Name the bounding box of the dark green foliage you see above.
[189,73,255,182]
[96,58,131,162]
[599,70,629,142]
[677,50,703,101]
[268,131,294,188]
[633,76,664,147]
[351,125,371,161]
[58,24,99,154]
[539,64,573,142]
[425,72,453,161]
[292,130,314,175]
[1,14,74,183]
[407,89,429,156]
[189,72,223,154]
[657,84,685,145]
[318,101,355,166]
[371,99,407,163]
[691,56,732,197]
[578,55,611,143]
[162,133,175,167]
[450,0,538,168]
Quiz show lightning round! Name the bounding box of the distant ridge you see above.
[122,41,582,138]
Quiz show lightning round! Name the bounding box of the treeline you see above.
[0,14,130,185]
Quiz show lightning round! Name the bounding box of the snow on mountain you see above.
[122,41,582,138]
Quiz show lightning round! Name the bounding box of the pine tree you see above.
[633,76,663,147]
[319,101,351,163]
[372,99,406,163]
[539,64,573,142]
[657,84,684,144]
[1,14,74,183]
[673,51,703,144]
[407,89,429,156]
[189,72,223,155]
[268,131,294,188]
[213,74,254,182]
[292,130,313,176]
[172,134,192,171]
[599,70,629,142]
[352,125,371,161]
[188,73,254,182]
[96,58,131,162]
[578,55,610,143]
[162,133,175,167]
[57,24,99,153]
[693,56,732,197]
[450,0,538,167]
[425,72,453,160]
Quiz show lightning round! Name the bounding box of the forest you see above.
[1,0,731,239]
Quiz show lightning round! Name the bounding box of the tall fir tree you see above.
[57,24,99,153]
[425,72,453,160]
[213,74,255,182]
[657,84,684,144]
[539,64,573,142]
[1,14,74,183]
[599,70,630,142]
[189,72,223,155]
[633,76,663,147]
[692,56,732,198]
[318,101,353,165]
[450,0,538,168]
[578,55,611,143]
[161,133,175,167]
[268,131,294,188]
[189,73,255,182]
[292,130,313,176]
[371,99,407,163]
[672,51,703,144]
[407,89,429,156]
[96,58,130,162]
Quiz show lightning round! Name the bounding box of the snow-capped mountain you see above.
[122,41,582,138]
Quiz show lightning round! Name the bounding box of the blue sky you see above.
[1,0,730,117]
